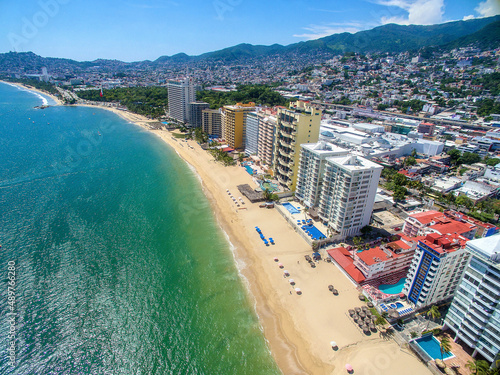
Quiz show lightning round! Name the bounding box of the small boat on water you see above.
[98,131,102,136]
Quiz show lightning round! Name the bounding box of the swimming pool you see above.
[282,202,300,214]
[301,224,326,240]
[414,335,454,360]
[378,278,406,295]
[260,180,278,192]
[244,165,254,175]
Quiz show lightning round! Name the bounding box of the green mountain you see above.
[280,16,500,56]
[0,15,498,71]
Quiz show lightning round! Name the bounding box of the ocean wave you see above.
[3,82,50,105]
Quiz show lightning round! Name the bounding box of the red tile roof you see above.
[327,247,366,283]
[409,210,442,225]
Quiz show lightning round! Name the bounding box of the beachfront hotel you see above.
[327,235,418,287]
[221,102,255,149]
[318,155,382,239]
[256,108,277,167]
[202,108,222,138]
[295,142,349,208]
[245,111,259,156]
[273,100,321,191]
[167,78,197,123]
[403,233,470,309]
[444,235,500,364]
[189,101,209,128]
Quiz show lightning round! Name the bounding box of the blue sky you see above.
[0,0,498,62]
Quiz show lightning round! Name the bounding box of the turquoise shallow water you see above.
[0,83,280,374]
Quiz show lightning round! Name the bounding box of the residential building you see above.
[189,102,209,128]
[353,235,418,286]
[256,109,277,166]
[295,142,349,208]
[403,211,477,240]
[202,109,222,138]
[444,210,499,238]
[221,102,255,149]
[403,233,470,308]
[273,101,322,190]
[318,154,382,239]
[444,235,500,364]
[417,122,435,136]
[167,78,196,123]
[245,111,259,156]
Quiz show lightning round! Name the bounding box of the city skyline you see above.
[0,0,498,62]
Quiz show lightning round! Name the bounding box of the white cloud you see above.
[373,0,445,25]
[293,22,364,40]
[463,14,476,20]
[475,0,500,17]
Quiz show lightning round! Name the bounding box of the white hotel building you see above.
[295,142,382,239]
[444,235,500,364]
[167,78,196,123]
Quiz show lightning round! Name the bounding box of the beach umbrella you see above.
[332,289,338,295]
[278,263,284,268]
[295,288,301,294]
[330,341,337,348]
[361,306,368,311]
[359,312,366,318]
[367,302,374,308]
[273,257,279,262]
[370,323,376,331]
[355,307,361,312]
[328,285,334,291]
[289,279,295,285]
[284,270,290,276]
[345,364,353,372]
[348,309,355,316]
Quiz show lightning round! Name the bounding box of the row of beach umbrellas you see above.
[274,257,301,294]
[227,189,245,207]
[256,227,274,245]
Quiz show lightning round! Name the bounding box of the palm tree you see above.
[465,359,491,375]
[426,305,441,329]
[439,336,452,361]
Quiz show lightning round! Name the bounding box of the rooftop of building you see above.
[326,154,383,171]
[327,247,366,283]
[408,210,442,224]
[301,142,349,156]
[466,234,500,263]
[419,232,467,254]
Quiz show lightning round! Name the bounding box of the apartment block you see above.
[273,101,321,190]
[444,235,500,364]
[256,109,277,166]
[403,233,470,309]
[318,155,382,239]
[202,109,222,138]
[295,142,349,208]
[167,78,196,123]
[245,111,259,156]
[189,102,209,128]
[221,102,255,149]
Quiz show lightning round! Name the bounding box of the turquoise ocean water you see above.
[0,82,280,374]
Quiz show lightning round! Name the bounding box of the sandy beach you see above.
[4,85,432,374]
[96,107,431,375]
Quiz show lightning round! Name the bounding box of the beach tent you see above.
[345,364,353,372]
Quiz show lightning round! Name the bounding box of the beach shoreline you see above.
[0,80,63,105]
[81,103,432,375]
[3,83,432,374]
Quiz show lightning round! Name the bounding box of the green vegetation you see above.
[197,84,288,109]
[76,86,169,119]
[439,336,452,361]
[477,98,500,118]
[208,143,235,166]
[263,188,279,202]
[447,149,482,166]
